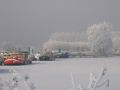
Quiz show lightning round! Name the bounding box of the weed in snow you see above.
[69,66,109,90]
[0,68,36,90]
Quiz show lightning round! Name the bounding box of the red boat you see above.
[3,52,32,65]
[4,58,24,65]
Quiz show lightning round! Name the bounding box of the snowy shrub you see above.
[87,22,113,57]
[69,67,109,90]
[1,68,37,90]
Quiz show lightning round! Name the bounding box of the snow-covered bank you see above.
[0,58,120,90]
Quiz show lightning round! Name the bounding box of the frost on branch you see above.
[87,22,113,57]
[42,32,89,52]
[69,67,109,90]
[2,68,36,90]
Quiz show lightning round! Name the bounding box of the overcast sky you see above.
[0,0,120,48]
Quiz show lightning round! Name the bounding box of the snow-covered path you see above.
[0,58,120,90]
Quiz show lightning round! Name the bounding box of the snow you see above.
[0,57,120,90]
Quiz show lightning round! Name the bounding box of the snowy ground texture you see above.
[0,57,120,90]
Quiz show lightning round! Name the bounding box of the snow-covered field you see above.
[0,57,120,90]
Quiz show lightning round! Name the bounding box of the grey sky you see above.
[0,0,120,48]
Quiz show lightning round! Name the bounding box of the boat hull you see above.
[4,59,23,65]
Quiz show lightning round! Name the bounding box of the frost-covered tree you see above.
[112,37,120,53]
[111,31,120,54]
[42,40,89,53]
[42,32,89,53]
[49,32,87,42]
[87,22,113,57]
